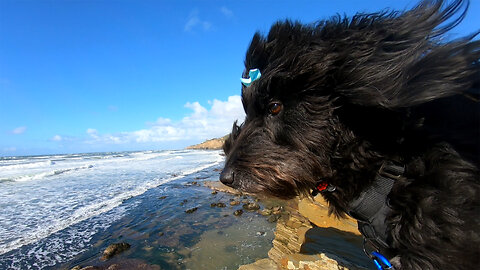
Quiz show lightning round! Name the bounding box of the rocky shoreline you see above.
[204,181,373,270]
[69,179,372,270]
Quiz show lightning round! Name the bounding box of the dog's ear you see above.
[331,0,479,108]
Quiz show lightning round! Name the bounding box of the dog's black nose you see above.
[220,167,235,185]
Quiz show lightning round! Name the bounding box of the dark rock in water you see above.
[267,215,280,223]
[211,191,218,195]
[102,242,131,260]
[259,209,272,216]
[216,202,226,208]
[243,202,260,211]
[185,207,198,213]
[158,196,167,200]
[230,200,240,206]
[234,209,243,216]
[70,266,98,270]
[210,203,217,207]
[158,232,164,236]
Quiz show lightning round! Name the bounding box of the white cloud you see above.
[80,95,245,147]
[86,128,98,135]
[52,135,62,141]
[11,126,26,135]
[184,9,212,32]
[220,7,234,18]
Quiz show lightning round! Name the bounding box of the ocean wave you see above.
[0,165,94,183]
[0,157,223,256]
[0,160,55,170]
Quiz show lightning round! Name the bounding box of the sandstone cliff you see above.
[186,135,229,150]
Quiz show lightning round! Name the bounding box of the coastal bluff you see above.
[186,135,229,150]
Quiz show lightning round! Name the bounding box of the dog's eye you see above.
[268,102,283,115]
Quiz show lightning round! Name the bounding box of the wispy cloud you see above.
[3,147,16,152]
[11,126,27,135]
[184,9,212,32]
[75,95,244,147]
[51,135,62,141]
[220,6,234,18]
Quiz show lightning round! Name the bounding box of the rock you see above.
[243,202,260,211]
[297,197,359,235]
[158,196,167,200]
[71,267,98,270]
[210,203,217,207]
[280,253,368,270]
[185,207,198,214]
[273,206,282,212]
[106,264,120,270]
[238,258,277,270]
[203,181,243,195]
[267,215,280,223]
[158,232,164,236]
[102,242,131,260]
[216,202,226,208]
[211,191,218,195]
[230,200,240,206]
[256,231,267,237]
[234,209,243,216]
[259,209,272,216]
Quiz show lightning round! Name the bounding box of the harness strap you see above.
[347,160,405,250]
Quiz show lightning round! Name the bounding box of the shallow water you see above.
[0,150,276,269]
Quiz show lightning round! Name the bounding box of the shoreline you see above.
[39,157,373,270]
[204,181,373,270]
[65,168,280,270]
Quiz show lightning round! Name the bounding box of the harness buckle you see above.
[363,239,395,270]
[378,161,405,180]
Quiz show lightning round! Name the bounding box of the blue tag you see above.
[240,69,261,87]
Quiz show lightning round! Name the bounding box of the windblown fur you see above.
[221,0,480,269]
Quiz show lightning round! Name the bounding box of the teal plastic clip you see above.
[240,69,261,87]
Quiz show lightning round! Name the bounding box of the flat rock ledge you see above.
[204,181,368,270]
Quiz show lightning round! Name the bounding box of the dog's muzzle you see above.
[219,167,235,186]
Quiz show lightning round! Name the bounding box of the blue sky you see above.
[1,0,478,156]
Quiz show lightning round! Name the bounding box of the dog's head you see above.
[220,0,478,199]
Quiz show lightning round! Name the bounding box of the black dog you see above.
[220,0,479,269]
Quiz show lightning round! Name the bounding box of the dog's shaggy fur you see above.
[220,0,479,269]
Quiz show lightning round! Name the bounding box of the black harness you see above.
[347,161,404,250]
[313,160,405,268]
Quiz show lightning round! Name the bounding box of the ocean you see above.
[0,150,277,269]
